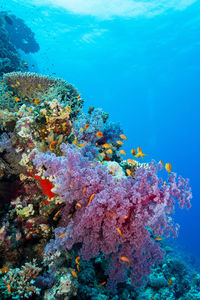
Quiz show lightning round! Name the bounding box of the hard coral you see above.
[3,72,83,117]
[0,261,41,299]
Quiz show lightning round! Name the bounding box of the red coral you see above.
[28,171,56,199]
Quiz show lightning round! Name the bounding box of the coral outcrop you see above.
[0,71,193,298]
[0,12,39,75]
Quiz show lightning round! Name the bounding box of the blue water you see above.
[2,0,200,259]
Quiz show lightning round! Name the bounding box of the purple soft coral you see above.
[33,144,192,290]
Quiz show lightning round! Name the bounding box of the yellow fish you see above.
[127,159,135,165]
[13,97,20,102]
[135,147,146,159]
[159,160,163,166]
[165,163,171,173]
[120,150,126,155]
[155,236,162,241]
[106,149,113,155]
[116,140,123,146]
[126,169,131,176]
[102,144,112,148]
[119,134,127,140]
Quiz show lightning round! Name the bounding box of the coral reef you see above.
[4,13,39,53]
[0,71,194,299]
[0,12,39,74]
[0,261,41,298]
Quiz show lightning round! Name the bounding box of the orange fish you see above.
[71,270,78,279]
[159,160,163,166]
[66,105,72,113]
[131,149,136,156]
[49,141,56,151]
[116,140,123,146]
[102,143,111,148]
[83,187,86,194]
[75,256,80,265]
[106,149,113,155]
[53,210,61,220]
[0,80,3,84]
[96,131,103,138]
[69,184,73,188]
[80,128,84,132]
[135,147,146,159]
[13,96,20,102]
[126,169,131,176]
[165,163,171,173]
[96,281,106,288]
[155,236,162,241]
[90,163,95,166]
[7,284,11,294]
[77,95,81,99]
[34,98,40,105]
[85,123,89,130]
[27,286,34,293]
[58,233,67,239]
[76,202,82,208]
[87,193,95,207]
[120,256,130,264]
[68,167,71,173]
[42,225,48,230]
[127,159,135,165]
[77,264,80,271]
[120,150,126,155]
[0,266,9,274]
[6,92,9,97]
[120,134,127,140]
[117,228,123,236]
[168,278,173,286]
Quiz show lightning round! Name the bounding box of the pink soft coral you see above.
[33,144,192,290]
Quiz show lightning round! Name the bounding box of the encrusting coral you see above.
[0,71,193,298]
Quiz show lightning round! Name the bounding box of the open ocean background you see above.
[1,0,199,260]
